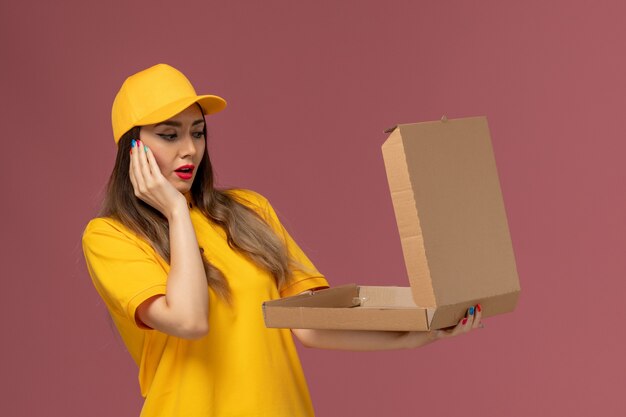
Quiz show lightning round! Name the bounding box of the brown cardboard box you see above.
[263,116,521,331]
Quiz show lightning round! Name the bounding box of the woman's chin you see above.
[170,177,194,194]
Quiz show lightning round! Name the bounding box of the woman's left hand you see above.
[431,304,483,341]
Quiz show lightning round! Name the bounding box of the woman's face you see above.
[139,104,206,194]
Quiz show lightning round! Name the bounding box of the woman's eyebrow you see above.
[154,119,205,128]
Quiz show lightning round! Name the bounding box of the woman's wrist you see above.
[405,330,439,349]
[165,196,190,221]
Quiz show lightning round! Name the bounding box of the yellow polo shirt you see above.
[82,189,329,417]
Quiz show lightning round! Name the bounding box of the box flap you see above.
[429,289,520,329]
[264,284,360,308]
[381,116,521,308]
[381,127,436,308]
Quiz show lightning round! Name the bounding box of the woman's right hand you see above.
[129,139,187,220]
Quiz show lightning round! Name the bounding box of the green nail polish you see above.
[144,145,148,152]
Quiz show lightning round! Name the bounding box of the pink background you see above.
[2,1,625,416]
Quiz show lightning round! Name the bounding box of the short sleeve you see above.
[82,218,168,329]
[251,192,330,298]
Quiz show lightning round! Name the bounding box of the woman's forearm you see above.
[136,203,209,338]
[292,328,438,351]
[163,204,209,333]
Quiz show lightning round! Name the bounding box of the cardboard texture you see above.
[263,116,521,331]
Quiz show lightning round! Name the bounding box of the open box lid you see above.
[381,116,520,313]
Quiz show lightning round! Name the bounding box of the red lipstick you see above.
[175,164,195,180]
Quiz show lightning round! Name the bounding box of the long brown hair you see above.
[98,116,299,303]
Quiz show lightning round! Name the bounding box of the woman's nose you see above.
[179,133,197,156]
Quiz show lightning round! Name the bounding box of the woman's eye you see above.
[157,133,177,140]
[192,131,205,139]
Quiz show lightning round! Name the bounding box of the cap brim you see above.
[135,94,227,127]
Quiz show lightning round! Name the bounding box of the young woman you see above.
[82,63,482,417]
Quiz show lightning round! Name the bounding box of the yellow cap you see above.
[111,64,227,143]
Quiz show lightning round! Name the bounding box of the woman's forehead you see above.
[161,104,205,125]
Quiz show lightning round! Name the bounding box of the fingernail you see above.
[469,307,474,315]
[462,318,468,325]
[477,304,482,313]
[131,139,136,148]
[144,145,148,152]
